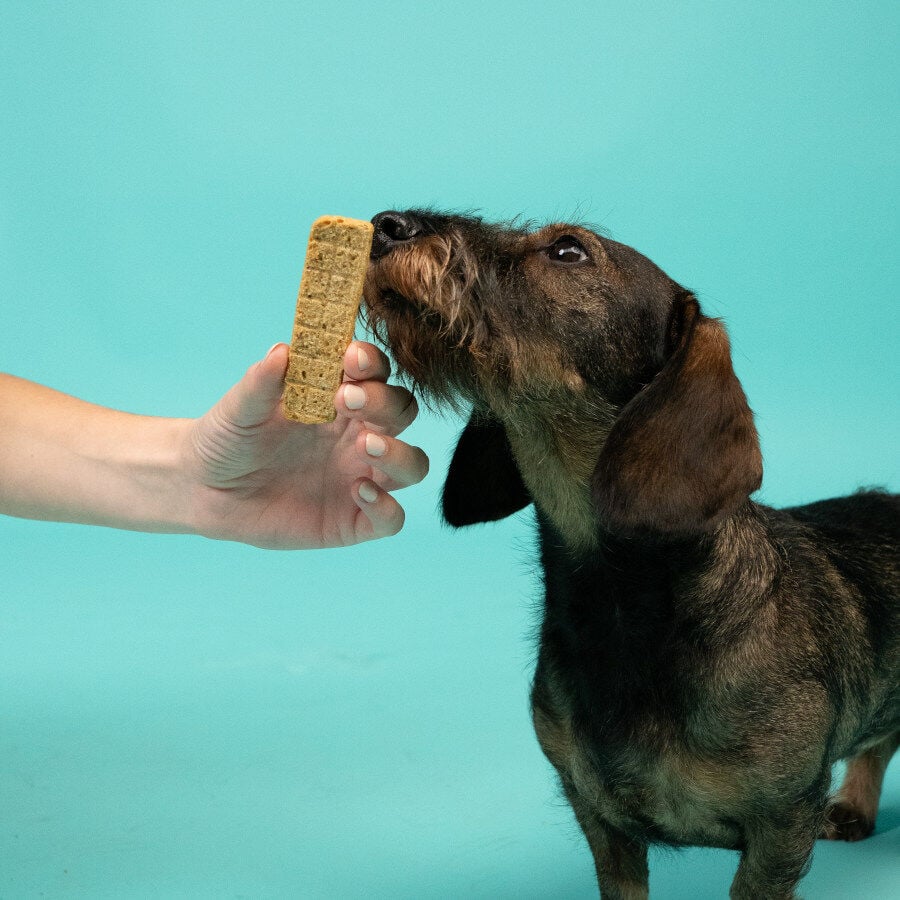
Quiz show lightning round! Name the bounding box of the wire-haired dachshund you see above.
[363,209,899,899]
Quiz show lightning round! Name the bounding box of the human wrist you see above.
[57,409,199,535]
[107,413,199,535]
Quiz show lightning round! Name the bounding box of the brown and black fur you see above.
[363,209,900,899]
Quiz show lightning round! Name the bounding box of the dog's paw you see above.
[820,801,875,842]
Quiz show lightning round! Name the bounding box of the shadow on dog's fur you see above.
[363,209,899,899]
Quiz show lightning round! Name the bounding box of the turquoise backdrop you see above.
[1,1,897,897]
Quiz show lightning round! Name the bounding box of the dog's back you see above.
[785,490,899,586]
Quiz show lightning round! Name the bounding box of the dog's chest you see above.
[534,702,743,848]
[533,520,756,847]
[601,743,744,848]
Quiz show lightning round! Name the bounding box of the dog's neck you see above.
[500,398,616,553]
[538,502,782,636]
[499,395,781,605]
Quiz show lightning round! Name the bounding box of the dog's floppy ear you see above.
[592,293,762,537]
[442,411,531,527]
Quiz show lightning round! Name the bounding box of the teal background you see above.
[1,1,897,896]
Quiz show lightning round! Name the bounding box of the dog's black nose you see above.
[371,210,424,259]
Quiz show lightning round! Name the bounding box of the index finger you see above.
[343,341,391,383]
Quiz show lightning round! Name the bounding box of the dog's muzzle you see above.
[370,210,426,259]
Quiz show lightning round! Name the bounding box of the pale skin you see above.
[0,341,429,549]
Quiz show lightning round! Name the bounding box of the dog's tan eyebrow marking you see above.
[525,225,592,249]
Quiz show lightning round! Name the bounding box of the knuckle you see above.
[371,344,391,373]
[398,390,418,422]
[387,507,405,536]
[415,447,430,481]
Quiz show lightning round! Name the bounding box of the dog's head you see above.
[364,209,762,548]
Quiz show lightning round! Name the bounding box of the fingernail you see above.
[358,481,378,503]
[264,343,282,360]
[356,346,371,371]
[343,383,367,410]
[365,433,387,457]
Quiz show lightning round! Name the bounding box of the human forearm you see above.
[0,374,195,533]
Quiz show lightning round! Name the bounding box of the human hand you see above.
[185,341,429,549]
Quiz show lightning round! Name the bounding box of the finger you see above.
[352,479,405,541]
[357,431,429,489]
[342,341,391,383]
[220,343,290,428]
[335,380,418,436]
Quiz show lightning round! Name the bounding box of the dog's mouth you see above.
[361,239,493,406]
[370,282,423,313]
[362,257,429,329]
[362,238,471,332]
[362,259,455,360]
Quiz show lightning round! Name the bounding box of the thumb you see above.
[219,343,290,429]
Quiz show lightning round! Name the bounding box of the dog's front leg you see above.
[569,805,648,900]
[589,826,648,900]
[729,800,825,900]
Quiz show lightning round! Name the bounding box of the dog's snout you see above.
[371,210,424,259]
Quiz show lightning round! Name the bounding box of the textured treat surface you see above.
[282,216,374,423]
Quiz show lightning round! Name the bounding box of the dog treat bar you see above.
[282,216,374,423]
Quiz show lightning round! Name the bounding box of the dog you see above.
[362,209,899,899]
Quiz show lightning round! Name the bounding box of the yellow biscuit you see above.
[282,216,374,423]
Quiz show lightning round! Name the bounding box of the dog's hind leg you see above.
[822,731,900,842]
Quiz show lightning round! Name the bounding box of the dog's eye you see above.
[547,236,589,264]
